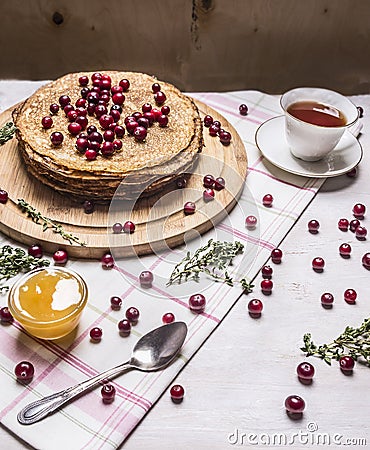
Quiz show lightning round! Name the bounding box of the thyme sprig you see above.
[0,122,16,145]
[301,318,370,366]
[17,199,86,246]
[167,239,253,292]
[0,245,50,293]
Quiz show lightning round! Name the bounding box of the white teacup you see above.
[280,87,359,161]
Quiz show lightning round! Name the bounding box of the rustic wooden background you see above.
[1,0,370,94]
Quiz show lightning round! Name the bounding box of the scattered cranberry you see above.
[261,265,273,279]
[214,177,225,191]
[79,75,89,86]
[112,92,125,105]
[271,248,283,264]
[89,131,103,143]
[0,306,13,323]
[68,122,82,136]
[308,219,320,234]
[123,221,135,234]
[219,130,232,146]
[119,79,130,91]
[110,296,122,310]
[321,292,334,308]
[101,383,116,403]
[50,131,64,146]
[67,110,78,122]
[85,149,97,161]
[118,319,131,335]
[212,120,221,129]
[284,395,305,418]
[339,243,351,258]
[262,194,273,207]
[126,120,139,134]
[357,106,364,118]
[137,117,150,129]
[139,270,154,288]
[154,91,166,105]
[95,104,108,119]
[99,114,114,130]
[203,174,215,188]
[344,288,357,304]
[353,203,366,219]
[53,249,68,265]
[312,257,325,272]
[126,307,140,323]
[338,218,349,231]
[14,361,34,382]
[59,95,71,108]
[339,355,355,373]
[247,299,263,318]
[245,215,257,230]
[75,98,87,108]
[349,219,360,232]
[87,125,97,135]
[203,115,213,127]
[189,294,206,313]
[346,167,358,178]
[112,222,123,233]
[81,88,90,100]
[76,137,89,152]
[114,125,125,138]
[355,226,367,240]
[49,103,59,114]
[41,116,53,129]
[101,252,114,269]
[28,244,43,258]
[133,126,147,141]
[260,279,273,295]
[209,124,220,137]
[83,199,95,214]
[143,111,155,125]
[203,188,215,203]
[101,141,114,157]
[184,202,196,215]
[157,114,169,127]
[239,104,248,116]
[90,327,102,341]
[76,115,88,130]
[296,362,315,384]
[161,105,170,115]
[162,312,175,324]
[170,384,185,403]
[362,252,370,269]
[0,190,9,204]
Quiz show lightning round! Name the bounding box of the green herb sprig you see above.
[0,245,50,293]
[301,318,370,365]
[17,199,86,246]
[0,122,16,145]
[167,239,254,292]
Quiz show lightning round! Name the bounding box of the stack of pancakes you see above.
[13,71,203,202]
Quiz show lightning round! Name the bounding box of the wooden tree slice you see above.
[0,101,247,258]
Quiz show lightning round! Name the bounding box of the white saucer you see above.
[255,115,363,178]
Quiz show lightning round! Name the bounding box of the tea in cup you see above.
[280,87,359,161]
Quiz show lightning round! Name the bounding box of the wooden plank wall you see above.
[1,0,370,94]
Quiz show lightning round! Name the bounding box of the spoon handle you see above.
[17,361,132,425]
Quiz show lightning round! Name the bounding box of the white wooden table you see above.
[1,85,369,449]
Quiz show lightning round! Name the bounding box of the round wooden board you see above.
[0,101,247,259]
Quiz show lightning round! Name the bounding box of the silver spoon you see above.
[18,321,187,425]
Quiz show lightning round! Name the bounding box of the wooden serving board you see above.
[0,101,247,259]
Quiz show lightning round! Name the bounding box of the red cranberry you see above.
[112,92,125,105]
[134,126,147,141]
[247,299,263,317]
[88,131,103,143]
[184,202,196,215]
[101,252,114,269]
[14,361,34,382]
[139,270,153,288]
[119,79,130,91]
[219,130,232,145]
[157,114,169,127]
[154,91,166,105]
[75,98,87,108]
[189,294,206,313]
[53,249,68,265]
[123,221,135,234]
[349,219,360,232]
[261,265,273,279]
[141,103,152,113]
[87,91,99,104]
[94,104,108,119]
[126,120,139,134]
[87,125,97,135]
[353,203,366,219]
[111,85,123,95]
[103,130,115,142]
[245,215,257,230]
[346,167,358,178]
[59,95,71,107]
[99,114,114,130]
[28,244,43,258]
[143,111,155,125]
[170,384,185,403]
[68,122,82,136]
[355,226,367,240]
[132,112,142,121]
[91,72,102,83]
[90,327,103,341]
[203,188,215,202]
[203,115,213,127]
[271,248,283,264]
[118,319,131,335]
[88,140,101,151]
[113,140,122,150]
[110,109,121,123]
[161,105,170,115]
[126,307,140,323]
[308,219,320,233]
[339,243,351,258]
[81,88,90,99]
[67,110,78,122]
[338,218,349,231]
[101,141,114,157]
[339,355,355,373]
[239,104,248,116]
[76,107,87,117]
[100,79,111,91]
[362,252,370,269]
[85,149,97,160]
[114,125,125,138]
[203,174,215,188]
[76,115,88,130]
[321,292,334,308]
[101,383,116,403]
[49,103,59,114]
[152,83,161,93]
[151,108,162,121]
[137,117,150,129]
[41,116,53,129]
[209,124,220,137]
[50,131,64,146]
[312,257,325,272]
[296,362,315,383]
[262,194,273,207]
[110,296,122,311]
[213,121,221,128]
[261,279,273,295]
[76,137,89,152]
[112,222,123,233]
[0,306,13,323]
[0,190,9,204]
[344,288,357,304]
[99,94,110,105]
[162,312,175,324]
[284,395,305,415]
[63,106,74,117]
[214,177,225,190]
[83,200,95,214]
